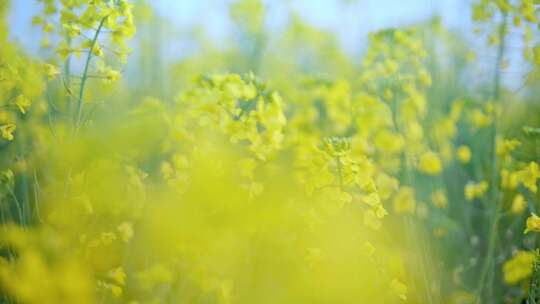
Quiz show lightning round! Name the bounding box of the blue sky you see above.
[8,0,471,56]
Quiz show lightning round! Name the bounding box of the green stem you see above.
[476,12,507,303]
[74,16,107,134]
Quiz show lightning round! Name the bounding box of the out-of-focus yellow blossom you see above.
[496,138,521,158]
[517,162,540,193]
[136,263,173,290]
[418,151,442,175]
[501,169,520,190]
[63,23,81,38]
[525,213,540,234]
[92,44,104,57]
[107,267,126,286]
[361,241,376,257]
[117,222,133,242]
[468,108,491,129]
[110,284,123,297]
[393,187,416,214]
[363,209,382,230]
[375,130,404,154]
[431,190,448,209]
[511,194,527,214]
[465,181,488,201]
[42,63,60,80]
[456,145,471,164]
[390,278,408,301]
[503,250,536,284]
[14,94,31,114]
[0,227,95,304]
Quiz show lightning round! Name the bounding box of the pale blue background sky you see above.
[8,0,472,56]
[9,1,530,89]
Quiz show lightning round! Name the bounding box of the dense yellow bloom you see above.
[503,250,536,285]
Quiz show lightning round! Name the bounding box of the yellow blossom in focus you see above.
[525,213,540,234]
[0,124,16,141]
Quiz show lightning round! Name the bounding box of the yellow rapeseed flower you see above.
[511,194,527,214]
[14,94,31,114]
[518,162,540,193]
[0,124,16,141]
[456,145,471,164]
[525,213,540,234]
[503,250,536,285]
[393,187,416,214]
[465,181,488,201]
[43,63,60,80]
[418,151,442,175]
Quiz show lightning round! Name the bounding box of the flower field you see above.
[1,0,540,303]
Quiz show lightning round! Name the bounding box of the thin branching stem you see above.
[476,12,508,303]
[74,16,107,134]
